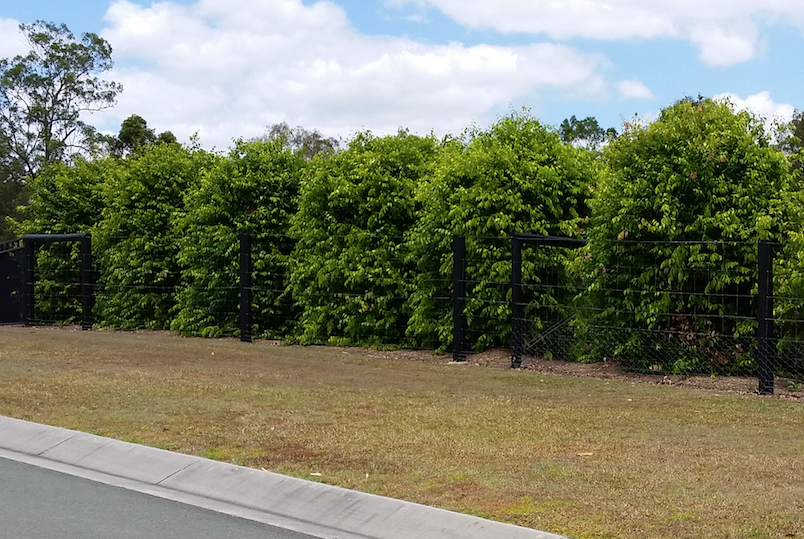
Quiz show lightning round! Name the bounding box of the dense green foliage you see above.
[11,158,108,322]
[4,20,804,367]
[0,180,27,240]
[288,130,438,346]
[172,138,305,337]
[94,142,214,329]
[407,111,594,350]
[575,98,802,373]
[9,97,804,374]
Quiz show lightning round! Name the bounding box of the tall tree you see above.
[262,122,338,160]
[776,110,804,169]
[0,21,122,184]
[103,114,177,157]
[558,115,617,151]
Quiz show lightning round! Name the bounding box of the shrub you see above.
[172,138,305,338]
[288,130,438,346]
[94,142,215,329]
[406,110,594,351]
[575,98,801,374]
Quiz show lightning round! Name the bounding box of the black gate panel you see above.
[0,239,23,325]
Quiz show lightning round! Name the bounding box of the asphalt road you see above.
[0,457,317,539]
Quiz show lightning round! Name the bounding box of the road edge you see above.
[0,415,567,539]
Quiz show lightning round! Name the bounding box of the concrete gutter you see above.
[0,415,568,539]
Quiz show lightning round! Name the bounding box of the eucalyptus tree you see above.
[0,21,121,184]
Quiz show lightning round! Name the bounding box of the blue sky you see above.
[1,0,801,149]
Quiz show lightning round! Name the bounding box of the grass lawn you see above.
[0,325,802,539]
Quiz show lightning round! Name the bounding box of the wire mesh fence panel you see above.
[510,236,585,366]
[17,229,804,392]
[93,233,181,330]
[774,295,804,380]
[513,239,762,376]
[774,333,804,382]
[460,235,512,352]
[771,240,804,383]
[30,242,84,326]
[581,240,758,375]
[0,241,23,324]
[250,234,296,340]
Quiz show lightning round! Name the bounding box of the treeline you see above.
[9,99,804,373]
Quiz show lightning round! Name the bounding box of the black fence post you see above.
[240,232,253,343]
[80,235,93,330]
[510,234,524,368]
[22,238,35,326]
[757,240,775,395]
[452,235,466,362]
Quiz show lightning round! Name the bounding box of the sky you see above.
[1,0,802,150]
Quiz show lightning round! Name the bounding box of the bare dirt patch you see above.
[326,343,803,400]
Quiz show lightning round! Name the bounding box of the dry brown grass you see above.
[1,325,802,539]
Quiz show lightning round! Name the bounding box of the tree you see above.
[261,122,339,160]
[407,110,594,350]
[116,114,155,152]
[0,21,121,184]
[575,98,801,373]
[558,115,616,151]
[775,110,804,171]
[104,114,177,157]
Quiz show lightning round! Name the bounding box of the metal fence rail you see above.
[508,236,799,395]
[8,232,804,396]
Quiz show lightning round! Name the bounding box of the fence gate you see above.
[510,233,587,368]
[20,234,94,329]
[0,238,24,324]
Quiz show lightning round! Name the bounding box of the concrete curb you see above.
[0,416,567,539]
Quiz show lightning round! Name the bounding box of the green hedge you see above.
[287,130,438,346]
[172,138,305,338]
[406,110,595,350]
[94,142,215,329]
[574,98,803,373]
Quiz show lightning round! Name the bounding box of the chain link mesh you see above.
[511,239,804,388]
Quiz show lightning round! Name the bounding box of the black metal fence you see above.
[0,238,23,325]
[0,234,93,328]
[3,232,802,395]
[508,235,803,395]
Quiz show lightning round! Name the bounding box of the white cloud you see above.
[94,0,609,148]
[715,91,795,131]
[617,80,653,100]
[689,23,760,66]
[716,91,794,120]
[389,0,804,66]
[0,18,30,59]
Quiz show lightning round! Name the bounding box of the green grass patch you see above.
[0,326,802,539]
